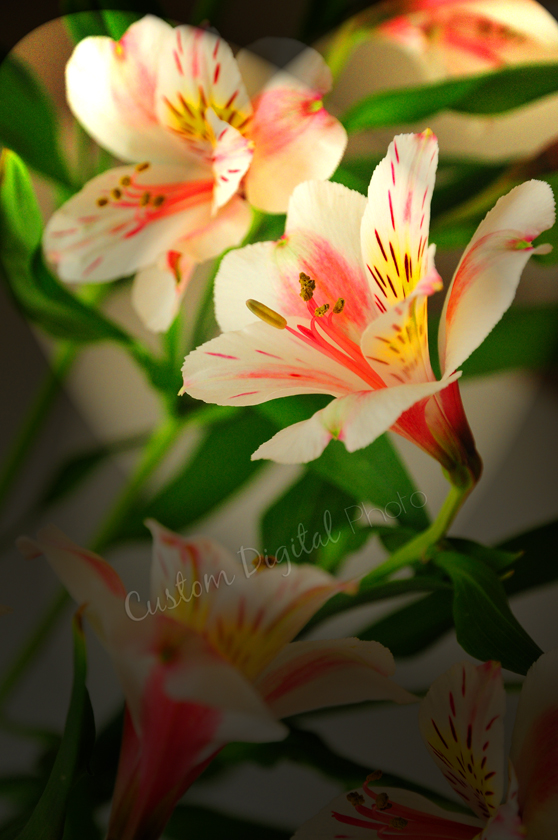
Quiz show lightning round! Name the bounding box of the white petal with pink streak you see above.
[131,249,195,332]
[206,108,253,211]
[509,649,558,840]
[180,320,369,407]
[419,660,506,821]
[252,374,460,464]
[43,164,214,282]
[245,87,347,214]
[438,180,555,377]
[361,131,438,306]
[215,181,373,340]
[255,638,416,719]
[66,16,189,164]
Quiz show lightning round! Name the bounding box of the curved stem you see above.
[0,342,77,513]
[360,481,469,588]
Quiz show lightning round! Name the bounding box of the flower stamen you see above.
[246,299,287,329]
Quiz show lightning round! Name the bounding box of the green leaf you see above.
[114,409,276,542]
[0,56,72,188]
[434,551,543,675]
[342,63,558,133]
[62,10,108,42]
[166,805,289,840]
[0,151,132,344]
[502,518,558,596]
[257,396,429,532]
[16,614,95,840]
[357,589,454,656]
[446,538,520,573]
[311,438,430,531]
[261,470,367,570]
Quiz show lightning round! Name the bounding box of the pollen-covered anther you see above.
[152,195,166,207]
[366,770,383,783]
[96,196,109,207]
[111,188,122,200]
[375,793,391,811]
[390,817,408,829]
[120,175,132,187]
[246,299,287,329]
[135,161,150,172]
[299,272,316,302]
[347,791,365,807]
[140,192,152,207]
[333,298,345,314]
[315,303,330,317]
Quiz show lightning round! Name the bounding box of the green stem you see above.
[360,482,469,588]
[0,342,77,513]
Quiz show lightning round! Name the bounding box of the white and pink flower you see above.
[18,522,414,840]
[43,16,347,331]
[294,653,558,840]
[180,131,554,484]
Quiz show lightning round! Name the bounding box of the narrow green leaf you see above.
[446,538,520,572]
[115,409,276,542]
[0,151,132,344]
[502,518,558,596]
[434,551,543,675]
[62,10,108,42]
[0,56,72,188]
[16,614,95,840]
[342,63,558,133]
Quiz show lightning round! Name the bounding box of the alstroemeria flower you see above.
[331,0,558,161]
[180,131,554,484]
[43,16,347,332]
[293,651,558,840]
[19,522,414,840]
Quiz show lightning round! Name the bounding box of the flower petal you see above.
[255,638,416,719]
[155,24,252,154]
[245,83,347,214]
[509,649,558,840]
[131,249,195,332]
[360,251,441,385]
[17,525,127,644]
[205,108,253,211]
[215,180,373,341]
[180,320,368,407]
[479,763,525,839]
[361,131,439,307]
[252,374,461,464]
[43,164,215,282]
[66,16,189,164]
[438,179,555,376]
[146,521,350,681]
[236,38,334,100]
[294,785,483,839]
[419,660,506,821]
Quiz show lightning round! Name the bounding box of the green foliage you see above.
[433,552,543,675]
[15,615,96,840]
[342,63,558,133]
[0,56,72,188]
[113,409,275,541]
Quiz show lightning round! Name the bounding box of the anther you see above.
[333,298,345,314]
[96,197,109,207]
[375,793,391,811]
[346,792,365,807]
[135,162,150,171]
[246,299,287,329]
[120,175,132,186]
[140,192,151,206]
[111,188,122,200]
[366,771,383,783]
[390,817,408,829]
[314,303,329,317]
[152,195,165,207]
[299,272,316,302]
